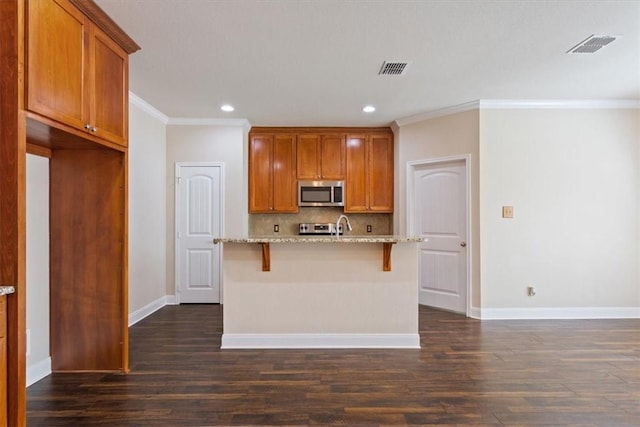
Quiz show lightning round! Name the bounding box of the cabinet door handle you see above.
[0,286,15,296]
[460,241,467,247]
[90,126,98,133]
[84,123,91,130]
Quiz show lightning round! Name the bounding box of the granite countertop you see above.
[213,236,424,244]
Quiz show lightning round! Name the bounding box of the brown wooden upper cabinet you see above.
[249,134,298,213]
[26,0,129,146]
[297,134,346,180]
[345,133,394,213]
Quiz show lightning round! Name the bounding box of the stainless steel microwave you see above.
[298,180,344,207]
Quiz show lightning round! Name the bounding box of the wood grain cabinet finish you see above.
[345,132,394,213]
[26,0,128,146]
[250,128,392,214]
[88,26,128,145]
[249,134,298,213]
[344,134,368,211]
[297,134,345,180]
[49,150,126,371]
[22,0,138,375]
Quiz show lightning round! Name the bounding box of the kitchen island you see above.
[214,236,423,349]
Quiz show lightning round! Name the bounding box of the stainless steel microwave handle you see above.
[0,286,16,296]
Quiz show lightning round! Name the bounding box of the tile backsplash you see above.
[250,207,392,236]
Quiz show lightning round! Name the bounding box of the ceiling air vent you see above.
[567,35,617,54]
[379,61,410,75]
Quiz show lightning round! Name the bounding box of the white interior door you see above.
[176,164,223,303]
[413,160,468,313]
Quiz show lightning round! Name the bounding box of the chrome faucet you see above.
[335,214,352,238]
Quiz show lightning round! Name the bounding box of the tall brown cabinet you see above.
[0,1,139,425]
[345,133,394,213]
[249,133,298,213]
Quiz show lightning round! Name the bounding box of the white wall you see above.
[128,99,639,319]
[128,102,168,315]
[26,154,50,385]
[396,110,481,309]
[165,125,247,297]
[479,108,639,315]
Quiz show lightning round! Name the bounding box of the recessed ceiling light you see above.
[220,104,235,112]
[362,105,376,113]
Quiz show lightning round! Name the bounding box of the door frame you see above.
[406,154,471,316]
[174,162,225,304]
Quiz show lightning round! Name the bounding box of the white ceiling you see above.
[95,0,639,127]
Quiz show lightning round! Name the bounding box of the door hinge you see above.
[0,286,16,296]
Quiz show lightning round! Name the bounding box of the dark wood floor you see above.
[27,305,639,426]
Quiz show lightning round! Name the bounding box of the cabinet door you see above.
[296,134,321,180]
[249,135,273,213]
[273,134,298,212]
[27,0,88,130]
[368,133,394,212]
[89,26,128,146]
[345,134,368,212]
[320,134,345,180]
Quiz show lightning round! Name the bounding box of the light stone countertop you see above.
[213,236,424,244]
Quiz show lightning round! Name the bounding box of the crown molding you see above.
[394,99,639,127]
[128,92,169,124]
[167,117,252,129]
[479,99,640,110]
[394,101,480,127]
[128,92,251,129]
[69,0,140,54]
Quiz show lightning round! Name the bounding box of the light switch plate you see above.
[502,206,514,218]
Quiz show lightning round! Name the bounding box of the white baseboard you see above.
[128,295,180,326]
[128,296,169,326]
[479,306,640,320]
[221,333,420,349]
[27,357,51,387]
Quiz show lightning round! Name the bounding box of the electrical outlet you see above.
[367,225,372,233]
[274,224,279,233]
[527,286,536,297]
[502,206,514,218]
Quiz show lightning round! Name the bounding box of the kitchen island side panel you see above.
[221,242,418,347]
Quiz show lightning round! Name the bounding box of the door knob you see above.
[460,241,467,247]
[0,286,16,296]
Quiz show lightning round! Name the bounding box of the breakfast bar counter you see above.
[214,236,423,272]
[215,236,422,349]
[214,236,423,243]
